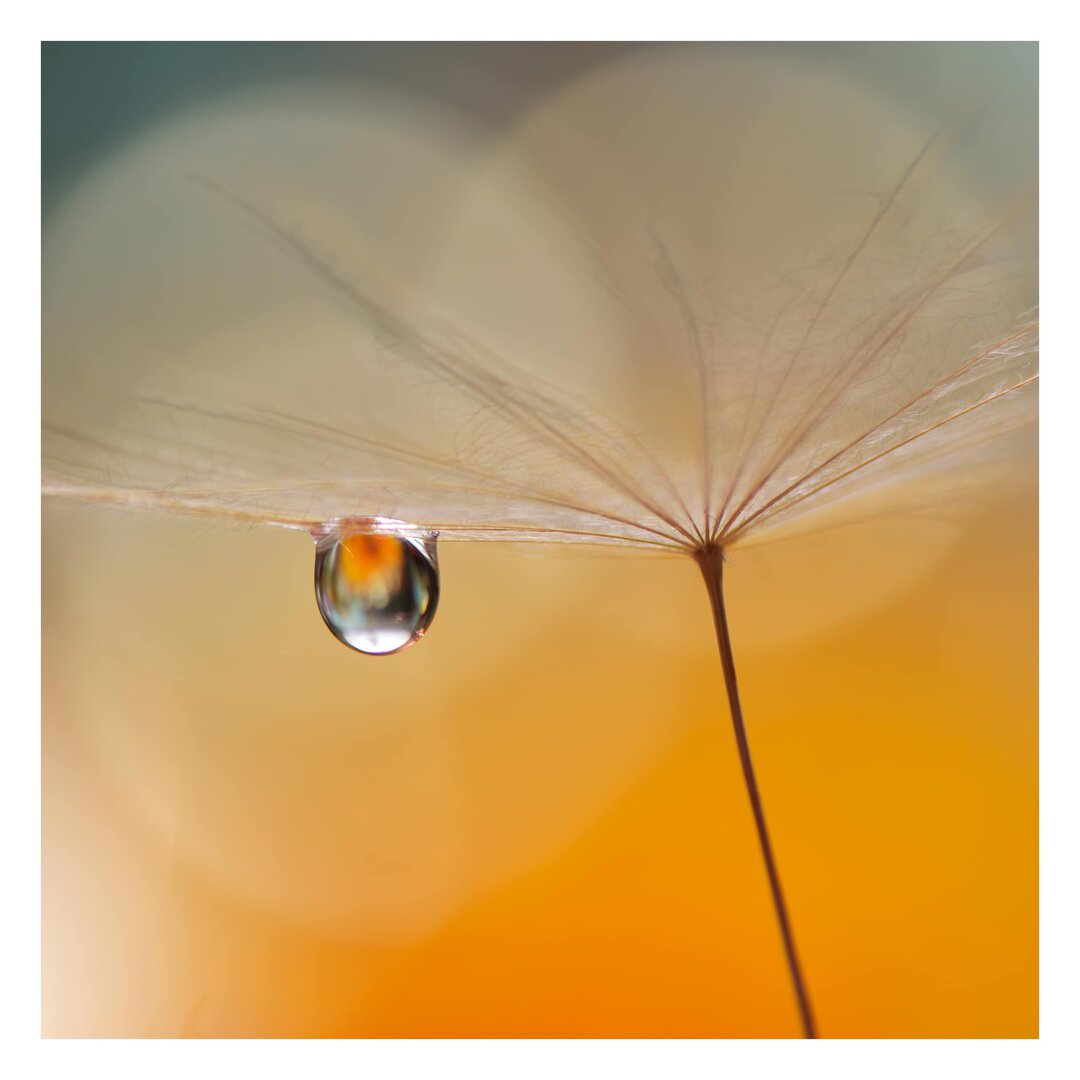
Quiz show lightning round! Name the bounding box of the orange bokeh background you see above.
[41,476,1036,1037]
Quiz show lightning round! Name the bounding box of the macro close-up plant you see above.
[41,41,1038,1038]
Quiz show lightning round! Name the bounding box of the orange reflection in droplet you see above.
[338,534,405,595]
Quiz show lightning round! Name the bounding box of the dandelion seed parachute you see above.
[41,44,1037,1037]
[43,47,1037,558]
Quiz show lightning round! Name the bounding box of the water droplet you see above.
[313,522,439,655]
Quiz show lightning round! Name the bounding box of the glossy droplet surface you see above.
[314,528,439,655]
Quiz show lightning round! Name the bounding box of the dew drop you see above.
[313,523,439,655]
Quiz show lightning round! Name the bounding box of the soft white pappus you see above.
[42,45,1037,557]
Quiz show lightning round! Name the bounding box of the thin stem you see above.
[695,546,818,1039]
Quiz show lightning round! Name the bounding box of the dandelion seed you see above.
[42,44,1037,1037]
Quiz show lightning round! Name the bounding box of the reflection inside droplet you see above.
[314,524,439,655]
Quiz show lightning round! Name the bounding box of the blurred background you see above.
[42,42,1037,1038]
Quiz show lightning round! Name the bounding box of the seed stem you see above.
[695,546,818,1039]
